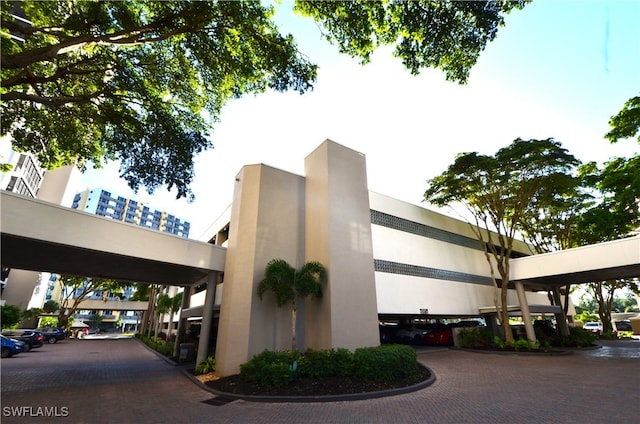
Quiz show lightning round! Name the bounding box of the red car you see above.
[422,324,453,346]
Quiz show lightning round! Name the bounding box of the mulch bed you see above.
[204,365,431,396]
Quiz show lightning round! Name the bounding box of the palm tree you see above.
[154,292,172,341]
[167,292,183,340]
[130,283,152,335]
[42,300,59,314]
[257,259,327,350]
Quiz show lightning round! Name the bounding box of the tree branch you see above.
[2,89,107,106]
[1,9,211,69]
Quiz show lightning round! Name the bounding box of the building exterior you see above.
[5,139,636,375]
[0,138,80,309]
[0,149,44,198]
[72,188,191,238]
[59,189,191,330]
[191,140,565,376]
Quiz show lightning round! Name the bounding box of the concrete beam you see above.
[1,191,226,285]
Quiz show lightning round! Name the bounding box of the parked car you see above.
[449,320,484,328]
[1,329,44,351]
[379,323,399,344]
[395,326,430,344]
[583,322,603,334]
[36,327,66,344]
[614,320,632,332]
[423,324,453,346]
[1,335,26,358]
[533,320,557,337]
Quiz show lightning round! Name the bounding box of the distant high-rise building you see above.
[1,138,81,310]
[71,188,191,238]
[0,149,45,198]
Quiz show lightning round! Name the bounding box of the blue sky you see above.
[78,0,640,238]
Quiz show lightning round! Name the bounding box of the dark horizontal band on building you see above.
[370,209,483,251]
[374,259,493,286]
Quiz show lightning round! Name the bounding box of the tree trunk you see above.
[155,313,163,341]
[500,283,512,343]
[146,286,158,338]
[291,307,297,351]
[168,310,175,340]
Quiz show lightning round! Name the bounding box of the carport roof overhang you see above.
[1,233,212,285]
[1,191,226,286]
[508,236,640,291]
[509,264,640,292]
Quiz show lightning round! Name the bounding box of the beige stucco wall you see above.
[38,165,81,207]
[304,140,380,351]
[368,191,555,316]
[215,164,306,376]
[1,269,41,310]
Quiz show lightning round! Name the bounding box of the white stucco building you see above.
[191,140,566,375]
[8,139,636,377]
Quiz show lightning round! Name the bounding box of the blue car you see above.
[36,327,66,344]
[1,335,26,358]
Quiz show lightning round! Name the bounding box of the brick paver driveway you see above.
[1,338,639,424]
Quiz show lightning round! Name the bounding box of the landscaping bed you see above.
[203,364,431,396]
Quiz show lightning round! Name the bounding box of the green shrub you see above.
[458,328,493,349]
[239,345,419,387]
[599,331,618,340]
[508,338,533,352]
[617,331,634,340]
[352,344,417,381]
[196,356,216,375]
[261,362,294,388]
[299,348,354,378]
[240,350,301,387]
[330,348,355,377]
[1,305,22,329]
[138,334,173,356]
[492,336,505,349]
[559,326,596,347]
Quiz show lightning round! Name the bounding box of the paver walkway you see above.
[1,338,639,423]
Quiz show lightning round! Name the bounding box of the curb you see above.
[181,364,436,403]
[449,346,575,356]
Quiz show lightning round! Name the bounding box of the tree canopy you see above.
[1,304,22,328]
[1,0,526,199]
[572,154,640,332]
[605,95,640,144]
[294,0,526,82]
[55,275,131,328]
[577,155,640,244]
[424,138,581,342]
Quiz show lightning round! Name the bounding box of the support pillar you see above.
[552,286,570,337]
[215,164,305,376]
[304,140,380,350]
[173,286,192,358]
[196,273,217,365]
[515,281,536,342]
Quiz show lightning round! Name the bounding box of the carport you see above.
[0,191,227,364]
[493,236,640,342]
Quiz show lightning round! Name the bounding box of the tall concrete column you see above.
[215,164,305,376]
[552,286,570,336]
[304,140,380,351]
[196,273,217,365]
[515,281,536,342]
[173,286,192,358]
